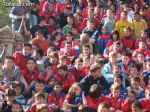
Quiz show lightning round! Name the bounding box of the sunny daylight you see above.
[0,0,150,112]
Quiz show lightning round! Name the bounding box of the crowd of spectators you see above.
[0,0,150,112]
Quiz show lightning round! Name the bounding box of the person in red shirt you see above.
[13,43,32,71]
[28,93,47,112]
[82,7,99,29]
[122,89,136,112]
[40,1,57,23]
[107,83,124,111]
[31,30,49,56]
[39,63,55,85]
[132,40,150,61]
[36,103,50,112]
[48,81,65,112]
[135,30,150,49]
[140,88,150,111]
[62,82,82,112]
[55,64,76,93]
[21,58,39,94]
[121,27,135,54]
[59,41,79,65]
[60,32,79,51]
[68,58,85,82]
[83,84,109,111]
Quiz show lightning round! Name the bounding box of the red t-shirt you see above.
[13,51,28,70]
[21,69,39,84]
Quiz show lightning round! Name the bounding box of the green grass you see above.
[0,0,18,28]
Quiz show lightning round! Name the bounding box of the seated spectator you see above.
[28,92,46,112]
[121,27,135,54]
[100,9,116,34]
[36,103,50,112]
[82,19,100,53]
[107,83,124,111]
[62,15,74,34]
[83,84,109,111]
[1,88,16,112]
[131,101,144,112]
[106,30,121,48]
[12,82,26,107]
[1,56,21,85]
[102,52,118,82]
[48,81,65,112]
[21,58,39,94]
[142,58,150,85]
[59,42,79,65]
[39,63,55,86]
[79,33,93,55]
[119,52,133,76]
[62,83,82,112]
[31,30,49,56]
[121,89,136,112]
[34,49,45,73]
[13,43,32,71]
[97,102,110,112]
[103,41,123,61]
[55,64,75,92]
[68,58,85,82]
[60,31,79,51]
[132,40,150,61]
[98,26,110,54]
[132,12,147,38]
[11,102,23,112]
[140,88,150,111]
[127,77,145,99]
[80,65,109,95]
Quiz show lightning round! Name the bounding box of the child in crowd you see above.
[1,88,16,112]
[97,102,110,112]
[68,58,85,82]
[63,82,82,112]
[98,26,110,54]
[127,77,145,99]
[39,63,55,86]
[131,101,144,112]
[55,64,75,92]
[122,89,136,112]
[108,83,124,111]
[34,49,45,73]
[11,102,23,112]
[28,92,46,112]
[36,103,50,112]
[48,81,65,112]
[12,82,26,107]
[140,88,150,111]
[83,84,108,112]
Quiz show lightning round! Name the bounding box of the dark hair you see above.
[57,64,68,71]
[110,30,120,40]
[54,81,63,87]
[12,102,23,112]
[89,84,103,98]
[122,52,131,58]
[5,56,14,61]
[36,79,45,85]
[5,88,16,96]
[132,101,143,109]
[44,63,53,69]
[23,43,32,48]
[37,16,45,24]
[114,74,123,81]
[27,57,36,63]
[132,77,140,83]
[36,49,44,57]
